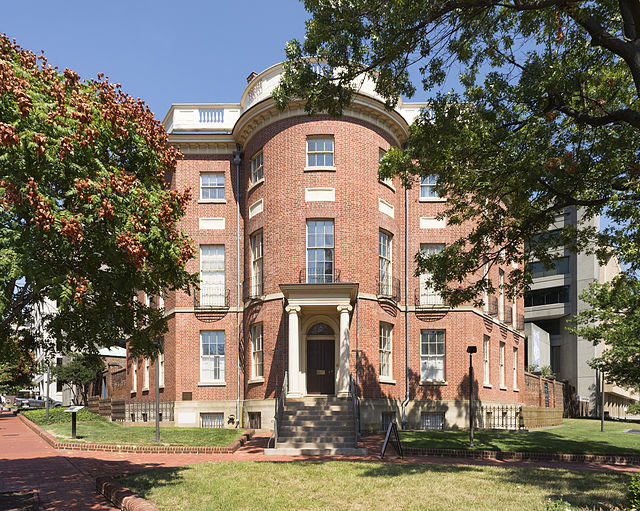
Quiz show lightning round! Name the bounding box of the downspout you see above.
[233,148,242,427]
[401,176,410,429]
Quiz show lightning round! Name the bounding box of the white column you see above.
[286,305,302,397]
[336,304,353,398]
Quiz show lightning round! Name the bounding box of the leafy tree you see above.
[572,275,640,388]
[0,333,36,393]
[0,36,198,358]
[51,352,105,406]
[273,0,640,307]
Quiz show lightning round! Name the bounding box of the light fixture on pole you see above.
[466,345,477,447]
[153,338,164,443]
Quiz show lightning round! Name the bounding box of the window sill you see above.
[248,377,264,384]
[420,380,447,386]
[141,387,149,393]
[198,199,227,204]
[483,383,493,389]
[379,377,396,385]
[419,197,447,203]
[513,388,520,392]
[159,385,164,390]
[198,381,226,387]
[130,390,136,396]
[379,180,396,192]
[304,166,336,172]
[248,179,264,192]
[499,386,508,391]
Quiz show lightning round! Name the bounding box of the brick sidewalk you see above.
[1,410,637,510]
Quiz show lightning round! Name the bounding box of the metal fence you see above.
[477,404,522,430]
[126,401,174,423]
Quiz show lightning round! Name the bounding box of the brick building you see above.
[127,63,526,434]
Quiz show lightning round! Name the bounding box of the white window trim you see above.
[131,359,137,394]
[419,175,446,202]
[499,342,506,389]
[200,331,225,383]
[305,136,336,171]
[250,231,263,297]
[420,330,446,384]
[143,358,150,391]
[251,323,264,381]
[483,335,491,387]
[158,352,164,389]
[379,322,393,381]
[199,172,225,202]
[419,244,445,306]
[250,151,264,186]
[513,347,519,391]
[379,231,393,295]
[498,269,505,322]
[306,219,335,283]
[200,245,225,307]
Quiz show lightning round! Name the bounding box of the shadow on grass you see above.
[399,422,640,457]
[117,461,632,511]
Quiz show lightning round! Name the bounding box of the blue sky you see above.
[3,0,313,118]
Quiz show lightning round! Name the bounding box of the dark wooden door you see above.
[307,339,335,394]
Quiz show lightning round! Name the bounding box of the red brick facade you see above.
[127,68,526,430]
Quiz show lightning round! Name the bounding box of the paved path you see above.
[1,410,637,510]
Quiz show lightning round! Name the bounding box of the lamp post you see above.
[466,345,477,447]
[153,339,164,443]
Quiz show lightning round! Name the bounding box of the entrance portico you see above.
[281,283,358,399]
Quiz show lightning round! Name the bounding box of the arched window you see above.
[307,323,334,336]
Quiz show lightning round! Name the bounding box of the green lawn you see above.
[118,461,633,511]
[45,420,244,446]
[399,419,640,456]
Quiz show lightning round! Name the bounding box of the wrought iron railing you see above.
[194,285,230,309]
[349,373,360,448]
[298,268,341,284]
[414,287,448,308]
[376,276,401,302]
[243,278,263,301]
[274,371,288,448]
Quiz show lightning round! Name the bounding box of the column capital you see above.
[337,304,353,313]
[285,305,301,314]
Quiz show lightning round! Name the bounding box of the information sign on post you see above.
[63,405,84,439]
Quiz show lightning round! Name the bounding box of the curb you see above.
[402,446,640,466]
[17,413,255,454]
[96,477,158,511]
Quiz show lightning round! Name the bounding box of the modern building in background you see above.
[126,62,527,441]
[524,208,638,417]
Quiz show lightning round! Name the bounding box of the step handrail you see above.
[349,373,360,448]
[274,371,288,448]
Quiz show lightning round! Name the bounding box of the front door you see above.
[307,339,335,394]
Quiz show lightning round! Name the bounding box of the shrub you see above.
[21,408,106,425]
[627,403,640,415]
[629,473,640,508]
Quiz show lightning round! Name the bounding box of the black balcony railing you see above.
[377,276,401,302]
[194,285,230,310]
[243,278,263,301]
[298,268,341,284]
[414,287,448,308]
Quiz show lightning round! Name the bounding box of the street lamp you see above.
[153,339,164,443]
[466,345,478,447]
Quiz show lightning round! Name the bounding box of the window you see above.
[483,335,490,385]
[378,231,393,295]
[307,137,334,167]
[250,231,263,296]
[482,260,489,313]
[379,149,393,187]
[159,351,165,388]
[381,411,396,432]
[420,175,439,199]
[524,286,570,307]
[498,269,505,322]
[200,173,225,201]
[379,322,393,379]
[201,412,224,428]
[56,357,63,392]
[421,412,445,430]
[420,330,445,382]
[143,358,150,389]
[499,342,505,388]
[132,359,137,391]
[250,152,263,184]
[530,257,570,279]
[201,331,225,382]
[513,347,518,389]
[200,245,225,306]
[419,244,444,305]
[306,219,334,283]
[251,323,263,379]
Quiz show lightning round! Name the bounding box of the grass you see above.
[399,419,640,456]
[43,420,244,446]
[21,408,106,425]
[118,461,633,511]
